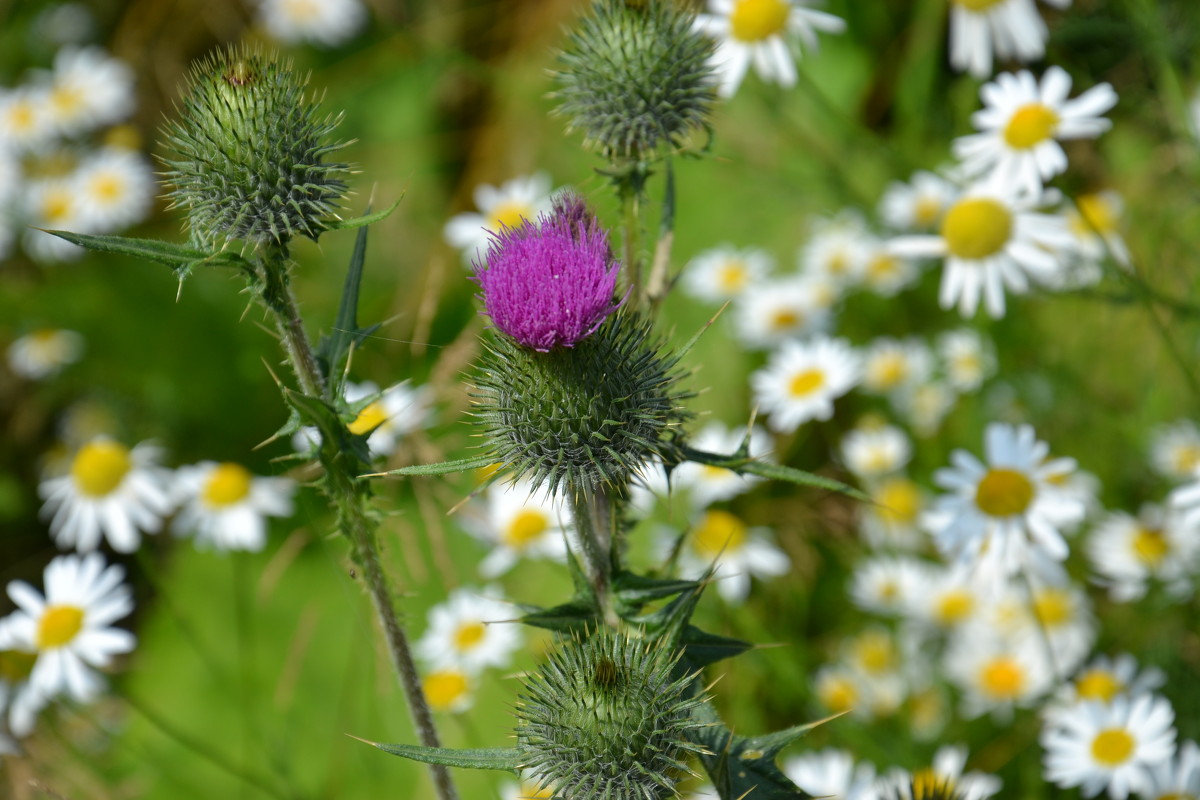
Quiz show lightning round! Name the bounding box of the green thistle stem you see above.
[646,157,676,310]
[620,183,644,308]
[571,491,618,626]
[257,247,459,800]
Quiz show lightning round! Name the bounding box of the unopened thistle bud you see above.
[551,0,717,164]
[161,46,349,250]
[516,626,708,800]
[471,194,689,496]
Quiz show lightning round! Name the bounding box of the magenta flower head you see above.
[473,192,622,351]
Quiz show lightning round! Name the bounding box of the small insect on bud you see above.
[161,46,349,250]
[516,626,709,800]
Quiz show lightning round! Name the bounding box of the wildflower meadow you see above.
[2,1,1200,799]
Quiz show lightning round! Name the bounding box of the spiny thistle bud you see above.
[161,46,349,250]
[551,0,717,163]
[516,626,709,799]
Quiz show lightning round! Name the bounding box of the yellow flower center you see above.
[519,781,555,800]
[489,201,532,231]
[826,251,850,276]
[941,198,1012,260]
[818,674,858,713]
[914,195,943,227]
[6,98,36,132]
[50,85,85,118]
[203,462,253,508]
[347,401,388,436]
[979,656,1025,699]
[934,589,974,626]
[71,440,132,498]
[1091,728,1135,767]
[1069,193,1118,236]
[1075,669,1123,703]
[729,0,791,42]
[1171,444,1200,475]
[88,172,126,204]
[37,605,85,649]
[953,0,1006,11]
[974,467,1035,517]
[700,464,735,483]
[912,768,960,800]
[691,510,748,558]
[0,648,38,682]
[1003,103,1060,149]
[717,261,749,293]
[453,621,487,652]
[867,253,900,281]
[1032,588,1072,628]
[769,308,802,332]
[787,367,826,398]
[1132,526,1170,566]
[869,353,908,390]
[474,462,505,484]
[422,668,470,712]
[876,477,921,525]
[852,631,896,675]
[40,188,74,225]
[877,579,899,603]
[504,508,549,550]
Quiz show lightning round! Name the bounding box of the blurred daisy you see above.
[890,184,1076,317]
[947,0,1071,80]
[4,553,135,701]
[841,423,912,480]
[879,170,957,232]
[462,478,570,577]
[923,422,1085,580]
[751,335,860,433]
[1066,191,1130,269]
[860,475,926,550]
[344,380,435,457]
[694,0,845,97]
[671,422,771,508]
[895,380,957,438]
[415,587,521,673]
[996,577,1095,675]
[814,663,868,716]
[955,67,1116,196]
[1042,694,1176,800]
[24,176,89,262]
[866,745,1001,800]
[1045,653,1166,717]
[1169,475,1200,534]
[0,615,46,738]
[171,462,296,552]
[1149,420,1200,481]
[7,328,84,380]
[676,510,789,602]
[861,241,921,296]
[907,566,983,632]
[73,147,155,231]
[733,276,831,349]
[1088,504,1200,601]
[944,625,1053,717]
[784,748,877,800]
[421,666,474,714]
[39,437,171,553]
[1141,739,1200,800]
[444,173,554,262]
[501,771,557,800]
[42,47,135,137]
[860,338,934,398]
[257,0,367,46]
[0,84,54,151]
[681,244,773,302]
[937,328,996,393]
[844,627,903,684]
[800,211,870,287]
[849,555,925,616]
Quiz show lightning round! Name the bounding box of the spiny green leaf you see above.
[367,455,497,478]
[681,445,869,502]
[353,739,520,772]
[691,703,818,800]
[613,570,702,609]
[281,387,372,468]
[315,216,380,397]
[42,230,252,273]
[323,196,402,231]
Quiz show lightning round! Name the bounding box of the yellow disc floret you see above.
[979,656,1025,699]
[941,198,1013,260]
[37,605,85,649]
[71,440,132,498]
[692,510,748,558]
[788,367,826,398]
[730,0,791,42]
[453,621,487,652]
[1003,103,1060,149]
[1091,728,1135,767]
[974,467,1035,517]
[203,462,253,508]
[504,508,549,550]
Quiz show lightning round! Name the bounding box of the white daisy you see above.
[905,565,983,632]
[800,211,871,288]
[41,47,135,137]
[7,328,84,380]
[39,437,171,553]
[944,624,1054,717]
[1087,504,1200,601]
[890,183,1077,317]
[1141,739,1200,800]
[1042,694,1177,800]
[1065,191,1131,269]
[24,176,90,262]
[878,169,958,232]
[751,335,861,433]
[991,576,1095,676]
[257,0,367,46]
[344,380,435,457]
[864,745,1002,800]
[947,0,1071,80]
[1151,420,1200,481]
[72,146,155,231]
[954,67,1117,196]
[783,748,877,800]
[421,666,475,714]
[841,423,912,480]
[733,276,832,350]
[922,422,1086,580]
[860,338,934,398]
[501,772,557,800]
[674,510,789,602]
[0,84,54,151]
[681,244,773,302]
[671,422,772,508]
[937,328,996,393]
[849,555,926,616]
[1169,474,1200,533]
[444,173,554,262]
[461,478,571,578]
[415,586,521,673]
[171,461,296,552]
[860,475,927,550]
[4,553,135,701]
[861,239,922,297]
[694,0,845,98]
[0,615,47,738]
[894,380,957,438]
[814,663,869,716]
[1044,653,1166,718]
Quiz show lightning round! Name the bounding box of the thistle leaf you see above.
[367,455,497,478]
[322,196,402,232]
[691,703,818,800]
[314,217,380,396]
[41,230,251,274]
[681,445,869,502]
[355,740,521,771]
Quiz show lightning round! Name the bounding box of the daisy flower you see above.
[461,478,571,578]
[0,615,47,738]
[1066,191,1131,269]
[733,276,832,350]
[1150,420,1200,481]
[4,553,135,701]
[694,0,845,98]
[954,67,1117,196]
[1088,504,1200,601]
[6,328,84,380]
[24,176,90,262]
[681,244,773,302]
[171,461,296,552]
[674,510,789,602]
[944,624,1054,718]
[865,745,1002,800]
[861,240,922,297]
[783,748,877,800]
[937,328,996,393]
[501,772,557,800]
[894,380,957,438]
[421,666,475,714]
[415,587,521,673]
[0,84,54,151]
[751,335,861,433]
[1044,653,1166,718]
[344,380,435,457]
[922,422,1086,580]
[39,437,171,553]
[906,565,983,632]
[841,423,912,480]
[800,211,871,288]
[993,576,1095,675]
[1169,475,1200,531]
[879,170,958,232]
[849,555,926,616]
[860,475,927,550]
[443,173,554,262]
[1042,694,1177,800]
[890,183,1077,317]
[860,338,934,398]
[42,47,135,137]
[73,146,155,231]
[671,422,772,508]
[947,0,1071,80]
[1141,739,1200,800]
[257,0,367,47]
[814,663,869,716]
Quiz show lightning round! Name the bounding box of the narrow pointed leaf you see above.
[315,218,378,393]
[613,570,702,607]
[43,230,251,273]
[681,445,868,502]
[323,196,402,231]
[359,741,520,771]
[691,704,815,800]
[369,455,498,478]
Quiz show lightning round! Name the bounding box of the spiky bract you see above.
[472,312,690,497]
[161,46,349,250]
[551,0,717,163]
[517,627,708,800]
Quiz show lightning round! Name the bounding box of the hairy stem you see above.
[621,184,643,308]
[571,490,617,626]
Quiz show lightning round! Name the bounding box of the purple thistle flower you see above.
[473,193,622,352]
